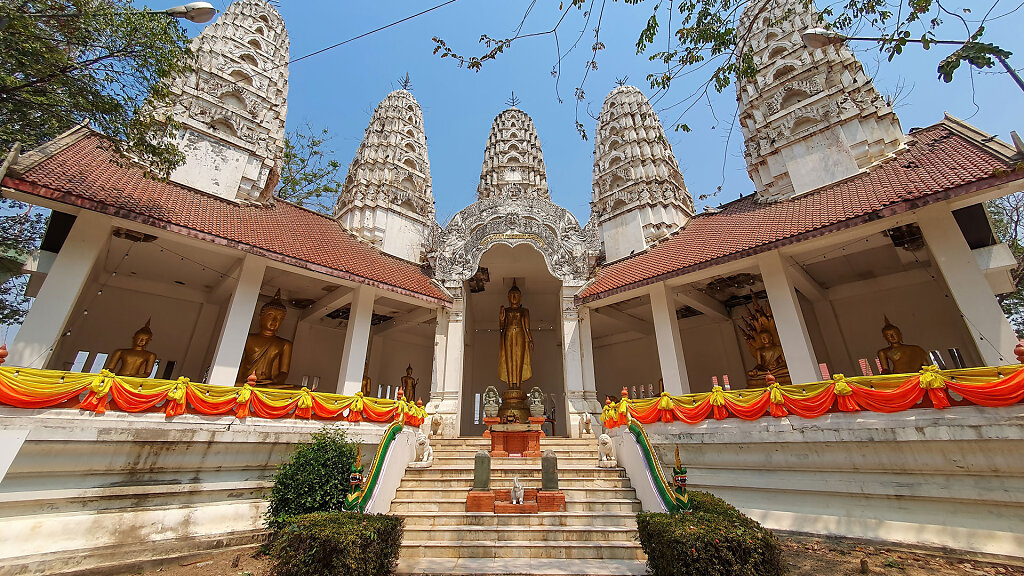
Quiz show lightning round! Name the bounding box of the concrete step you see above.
[390,498,642,514]
[394,486,636,501]
[404,525,638,543]
[396,557,648,576]
[404,466,623,478]
[399,511,638,528]
[399,540,645,560]
[431,455,599,467]
[398,476,633,489]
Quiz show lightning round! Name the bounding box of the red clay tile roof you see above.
[579,123,1024,303]
[2,131,450,304]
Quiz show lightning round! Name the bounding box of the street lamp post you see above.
[0,2,217,27]
[800,28,1024,93]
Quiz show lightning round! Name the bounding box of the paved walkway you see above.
[398,557,648,575]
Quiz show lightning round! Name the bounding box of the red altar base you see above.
[465,488,566,513]
[483,418,547,457]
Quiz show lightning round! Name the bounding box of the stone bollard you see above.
[541,450,558,491]
[473,450,491,491]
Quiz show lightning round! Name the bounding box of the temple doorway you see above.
[460,243,566,436]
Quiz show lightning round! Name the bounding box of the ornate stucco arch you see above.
[427,189,602,291]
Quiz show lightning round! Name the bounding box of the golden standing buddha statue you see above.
[497,281,534,422]
[104,319,157,377]
[236,290,293,387]
[400,364,418,401]
[877,316,930,374]
[361,363,372,396]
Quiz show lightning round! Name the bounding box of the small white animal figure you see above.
[598,433,615,462]
[429,413,444,437]
[578,414,593,437]
[415,431,433,464]
[510,476,525,505]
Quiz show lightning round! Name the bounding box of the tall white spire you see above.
[737,0,904,201]
[591,85,695,262]
[167,0,289,203]
[478,108,549,200]
[336,89,434,263]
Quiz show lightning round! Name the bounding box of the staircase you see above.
[392,436,646,575]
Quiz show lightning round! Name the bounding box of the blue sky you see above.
[185,1,1021,223]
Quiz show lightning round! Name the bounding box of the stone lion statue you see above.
[597,433,616,468]
[578,414,594,437]
[415,431,433,464]
[528,386,545,418]
[511,476,525,505]
[483,386,501,418]
[429,413,444,437]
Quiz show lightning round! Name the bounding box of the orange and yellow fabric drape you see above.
[0,367,427,426]
[601,365,1024,428]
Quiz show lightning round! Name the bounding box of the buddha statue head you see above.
[132,319,153,349]
[259,289,287,335]
[508,281,522,307]
[406,364,414,377]
[756,330,775,348]
[881,316,903,344]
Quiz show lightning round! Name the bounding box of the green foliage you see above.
[266,427,359,530]
[0,0,192,177]
[987,191,1024,336]
[267,512,404,576]
[0,197,47,326]
[276,122,344,216]
[883,557,903,569]
[636,491,786,576]
[430,1,1009,138]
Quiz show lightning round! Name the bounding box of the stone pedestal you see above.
[497,387,531,423]
[489,423,543,457]
[482,416,499,438]
[466,487,566,513]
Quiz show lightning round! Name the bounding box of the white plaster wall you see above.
[601,210,646,263]
[379,210,427,263]
[782,127,860,196]
[0,409,403,575]
[369,331,433,402]
[679,317,744,393]
[169,131,249,201]
[593,335,661,402]
[49,284,209,380]
[831,278,982,371]
[642,405,1024,558]
[289,322,346,391]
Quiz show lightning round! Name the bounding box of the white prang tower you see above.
[478,105,549,200]
[591,85,695,262]
[737,0,904,201]
[335,89,435,263]
[167,0,289,203]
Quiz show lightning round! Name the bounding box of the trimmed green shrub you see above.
[268,512,404,576]
[636,491,786,576]
[266,426,358,529]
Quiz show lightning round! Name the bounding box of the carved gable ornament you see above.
[428,196,602,288]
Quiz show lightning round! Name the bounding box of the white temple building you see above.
[3,0,1024,571]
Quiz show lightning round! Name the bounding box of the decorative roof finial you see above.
[506,91,521,108]
[398,72,413,91]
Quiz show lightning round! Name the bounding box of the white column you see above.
[441,289,466,437]
[338,284,376,395]
[579,306,599,410]
[917,206,1017,365]
[11,212,109,368]
[429,307,449,406]
[561,290,585,437]
[759,250,820,384]
[649,281,690,395]
[208,255,265,386]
